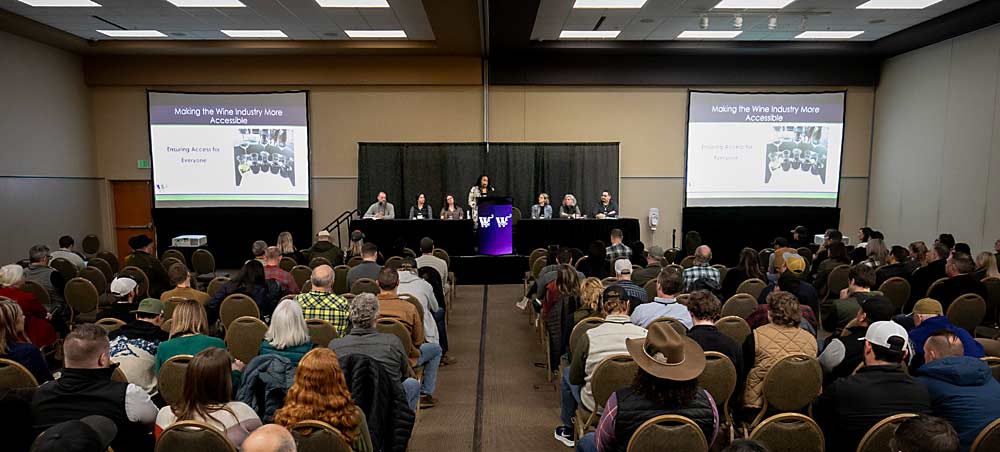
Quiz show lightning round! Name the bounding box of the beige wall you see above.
[489,86,874,249]
[0,31,100,263]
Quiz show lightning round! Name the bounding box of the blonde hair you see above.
[0,298,25,353]
[277,231,296,255]
[538,193,550,205]
[866,239,889,266]
[976,252,1000,279]
[0,264,24,287]
[266,299,310,349]
[170,299,210,339]
[579,277,603,313]
[564,194,577,206]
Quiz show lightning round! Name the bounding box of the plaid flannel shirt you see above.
[682,264,721,291]
[264,265,299,293]
[296,291,350,334]
[605,243,632,263]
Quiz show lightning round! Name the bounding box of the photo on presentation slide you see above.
[765,125,830,185]
[234,128,296,187]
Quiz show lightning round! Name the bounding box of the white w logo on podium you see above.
[495,215,510,228]
[478,215,493,229]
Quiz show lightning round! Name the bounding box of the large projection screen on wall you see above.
[149,91,310,208]
[685,91,845,207]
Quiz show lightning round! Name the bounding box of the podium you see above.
[476,196,513,255]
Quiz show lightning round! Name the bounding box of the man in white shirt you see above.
[631,268,693,329]
[49,235,85,269]
[398,257,457,366]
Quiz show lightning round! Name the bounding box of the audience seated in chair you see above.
[0,264,57,347]
[124,234,170,299]
[876,245,915,288]
[208,260,285,323]
[812,240,851,295]
[263,246,300,294]
[686,290,744,391]
[273,348,373,452]
[817,296,895,386]
[160,263,210,305]
[399,257,455,365]
[24,244,68,325]
[155,347,262,447]
[32,415,118,452]
[243,423,297,452]
[907,298,984,371]
[604,229,632,264]
[631,245,665,288]
[908,243,950,309]
[721,248,765,301]
[631,268,692,328]
[928,252,989,313]
[306,230,344,267]
[555,285,646,447]
[577,322,718,452]
[814,321,930,452]
[578,241,610,279]
[746,272,818,335]
[611,258,648,308]
[32,324,157,452]
[521,247,583,311]
[820,264,883,335]
[891,415,960,452]
[542,265,583,370]
[0,298,52,383]
[756,254,819,316]
[415,237,448,286]
[109,298,168,394]
[682,245,721,292]
[743,292,817,410]
[575,277,604,324]
[260,299,314,366]
[915,330,1000,450]
[49,235,86,269]
[346,243,382,289]
[295,265,349,336]
[157,299,244,389]
[277,231,308,266]
[98,276,140,323]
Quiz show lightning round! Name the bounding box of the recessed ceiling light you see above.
[221,30,288,38]
[344,30,407,38]
[97,30,166,38]
[316,0,390,6]
[677,30,743,39]
[714,0,796,9]
[795,30,864,39]
[19,0,100,6]
[856,0,943,9]
[573,0,647,8]
[559,30,621,39]
[165,0,244,6]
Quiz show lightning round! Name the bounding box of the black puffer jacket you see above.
[339,354,415,452]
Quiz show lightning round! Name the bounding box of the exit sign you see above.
[137,159,151,169]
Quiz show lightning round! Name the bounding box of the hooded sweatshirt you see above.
[916,356,1000,451]
[397,271,439,344]
[109,320,169,394]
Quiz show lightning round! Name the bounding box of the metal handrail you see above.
[323,209,358,249]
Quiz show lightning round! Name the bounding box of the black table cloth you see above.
[513,218,641,255]
[350,219,477,256]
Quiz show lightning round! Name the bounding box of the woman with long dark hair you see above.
[814,241,851,294]
[409,193,433,220]
[273,348,372,451]
[721,247,763,300]
[155,347,262,446]
[439,194,464,220]
[208,260,284,319]
[468,174,494,219]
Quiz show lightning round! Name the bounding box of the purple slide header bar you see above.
[689,92,845,123]
[149,92,307,126]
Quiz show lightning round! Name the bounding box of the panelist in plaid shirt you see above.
[682,245,721,292]
[295,265,349,335]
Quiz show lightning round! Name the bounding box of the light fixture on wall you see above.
[699,15,709,30]
[767,15,778,30]
[732,14,743,29]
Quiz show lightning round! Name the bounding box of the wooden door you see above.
[111,181,154,264]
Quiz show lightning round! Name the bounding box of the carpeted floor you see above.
[408,284,567,452]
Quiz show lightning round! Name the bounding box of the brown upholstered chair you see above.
[384,256,404,270]
[309,257,332,270]
[191,249,220,283]
[119,266,149,298]
[65,277,100,325]
[680,255,696,269]
[158,355,193,407]
[22,280,50,307]
[648,316,688,335]
[81,234,101,257]
[432,248,451,267]
[878,277,911,314]
[96,251,120,273]
[713,264,729,283]
[206,276,230,298]
[722,294,758,319]
[155,420,238,452]
[49,257,78,281]
[982,277,1000,328]
[972,418,1000,452]
[290,266,312,292]
[735,278,767,300]
[161,257,185,276]
[350,278,379,296]
[0,358,38,388]
[79,266,108,295]
[219,294,260,329]
[528,248,547,270]
[982,357,1000,383]
[290,420,353,452]
[926,277,949,298]
[111,365,129,383]
[224,316,268,363]
[568,317,604,353]
[306,319,339,347]
[627,414,708,452]
[824,265,852,302]
[279,256,297,272]
[749,413,824,452]
[749,354,823,428]
[758,249,774,271]
[347,256,364,268]
[95,317,126,333]
[715,316,752,345]
[947,293,987,334]
[575,354,638,439]
[87,257,115,282]
[856,413,918,452]
[698,352,737,424]
[975,338,1000,357]
[333,265,350,295]
[375,318,422,379]
[161,249,187,266]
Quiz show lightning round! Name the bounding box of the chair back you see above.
[826,265,852,299]
[926,277,949,298]
[306,319,339,347]
[87,257,114,282]
[49,257,78,280]
[279,256,297,272]
[161,249,187,267]
[983,357,1000,383]
[219,294,260,328]
[590,354,638,412]
[111,366,129,383]
[722,293,758,319]
[975,338,1000,357]
[397,293,425,323]
[432,248,451,267]
[307,257,331,271]
[947,293,987,334]
[758,248,774,271]
[290,420,353,452]
[626,414,707,452]
[680,255,696,269]
[878,277,911,314]
[333,265,350,295]
[529,248,547,270]
[511,206,522,225]
[856,413,918,452]
[712,264,729,283]
[735,278,767,299]
[663,248,679,264]
[22,280,50,307]
[376,318,414,355]
[206,276,230,298]
[666,264,684,273]
[65,277,99,318]
[750,413,824,452]
[119,266,149,298]
[532,257,547,280]
[649,316,688,335]
[643,279,658,302]
[191,249,216,275]
[347,256,364,268]
[155,420,238,452]
[982,277,1000,328]
[161,257,185,274]
[762,355,822,412]
[79,266,108,295]
[601,277,618,287]
[158,355,193,407]
[224,316,268,363]
[351,278,379,295]
[568,317,604,353]
[715,316,752,346]
[575,255,589,269]
[972,418,1000,452]
[384,256,404,270]
[291,266,312,292]
[96,251,120,272]
[81,234,101,255]
[0,358,38,389]
[95,317,126,333]
[698,352,736,414]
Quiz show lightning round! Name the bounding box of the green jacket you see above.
[259,340,313,367]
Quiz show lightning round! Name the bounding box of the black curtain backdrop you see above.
[357,143,620,218]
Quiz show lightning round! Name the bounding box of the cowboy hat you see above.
[626,322,705,381]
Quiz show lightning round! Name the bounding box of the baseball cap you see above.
[32,415,117,452]
[109,277,138,296]
[614,259,632,275]
[783,252,806,274]
[647,246,665,260]
[130,298,164,316]
[912,298,944,316]
[603,285,628,303]
[861,320,909,351]
[791,225,808,235]
[860,296,896,323]
[317,230,331,238]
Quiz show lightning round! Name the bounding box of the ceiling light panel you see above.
[559,30,621,38]
[795,30,865,39]
[18,0,100,6]
[856,0,944,9]
[677,30,743,38]
[573,0,647,8]
[97,29,166,37]
[316,0,390,6]
[165,0,245,6]
[344,30,408,38]
[221,30,288,38]
[714,0,796,8]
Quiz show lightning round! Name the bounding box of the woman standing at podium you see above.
[468,174,494,219]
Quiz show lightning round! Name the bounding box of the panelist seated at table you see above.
[409,193,433,220]
[531,193,553,219]
[559,194,584,219]
[591,190,619,219]
[439,194,465,220]
[364,191,395,219]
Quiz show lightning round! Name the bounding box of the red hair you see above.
[273,348,360,442]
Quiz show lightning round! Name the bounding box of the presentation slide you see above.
[685,91,845,207]
[149,91,310,208]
